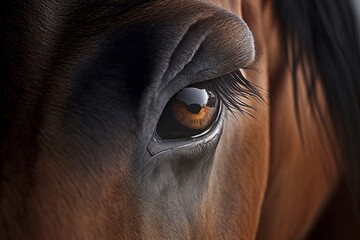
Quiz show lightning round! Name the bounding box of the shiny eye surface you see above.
[156,87,220,139]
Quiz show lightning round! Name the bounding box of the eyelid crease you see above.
[193,69,263,116]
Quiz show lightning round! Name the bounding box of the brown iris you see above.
[156,87,219,139]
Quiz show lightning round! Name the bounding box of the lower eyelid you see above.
[145,127,222,169]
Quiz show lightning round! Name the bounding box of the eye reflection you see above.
[156,87,220,139]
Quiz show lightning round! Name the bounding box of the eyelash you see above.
[193,69,262,115]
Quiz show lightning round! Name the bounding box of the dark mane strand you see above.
[274,0,360,211]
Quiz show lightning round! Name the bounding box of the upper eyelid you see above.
[158,15,219,90]
[136,10,255,125]
[155,14,255,95]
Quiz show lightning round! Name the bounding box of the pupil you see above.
[187,104,202,114]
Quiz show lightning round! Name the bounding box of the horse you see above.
[0,0,359,239]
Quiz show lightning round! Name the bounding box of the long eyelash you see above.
[194,69,263,116]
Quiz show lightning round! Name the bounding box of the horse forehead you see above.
[17,0,249,46]
[205,0,242,13]
[27,0,244,20]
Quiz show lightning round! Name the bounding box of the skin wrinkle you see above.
[159,8,253,89]
[158,14,216,89]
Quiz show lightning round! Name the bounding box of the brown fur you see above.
[0,0,357,239]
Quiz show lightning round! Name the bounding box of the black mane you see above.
[274,0,360,207]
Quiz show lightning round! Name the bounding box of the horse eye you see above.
[156,87,220,139]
